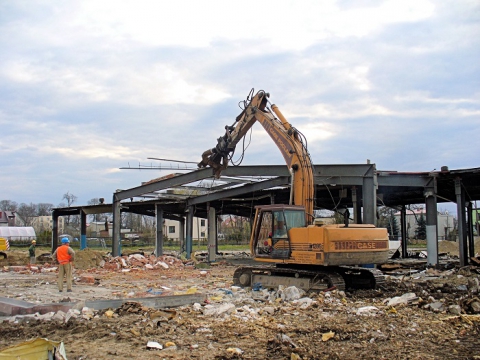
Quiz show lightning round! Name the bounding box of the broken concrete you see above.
[1,248,480,359]
[0,293,205,316]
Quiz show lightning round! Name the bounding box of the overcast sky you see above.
[1,0,479,209]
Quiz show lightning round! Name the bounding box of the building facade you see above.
[164,217,208,241]
[394,208,455,240]
[0,211,25,227]
[31,216,64,234]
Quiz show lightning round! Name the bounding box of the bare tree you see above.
[87,198,100,223]
[16,203,37,227]
[62,192,78,227]
[0,200,18,211]
[87,198,100,206]
[37,203,54,216]
[62,192,77,207]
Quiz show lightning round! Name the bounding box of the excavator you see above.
[198,89,389,291]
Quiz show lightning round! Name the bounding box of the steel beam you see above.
[377,173,432,187]
[186,176,290,206]
[116,168,213,201]
[315,164,375,177]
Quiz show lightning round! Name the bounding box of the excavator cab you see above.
[252,205,306,260]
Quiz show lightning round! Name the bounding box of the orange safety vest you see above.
[57,245,72,264]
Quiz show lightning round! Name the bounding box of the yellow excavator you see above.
[0,237,9,259]
[198,89,389,291]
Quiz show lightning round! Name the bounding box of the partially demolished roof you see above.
[53,164,480,221]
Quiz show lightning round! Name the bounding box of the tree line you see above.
[0,192,80,227]
[0,194,158,239]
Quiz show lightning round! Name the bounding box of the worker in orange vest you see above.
[52,237,75,292]
[28,240,36,264]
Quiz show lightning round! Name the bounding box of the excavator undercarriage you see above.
[233,265,385,292]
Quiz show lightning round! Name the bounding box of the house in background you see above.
[164,217,208,241]
[0,211,25,227]
[32,216,65,234]
[394,208,455,240]
[474,208,480,236]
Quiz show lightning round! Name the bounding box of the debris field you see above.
[0,244,479,360]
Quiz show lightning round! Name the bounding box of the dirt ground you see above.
[0,244,480,360]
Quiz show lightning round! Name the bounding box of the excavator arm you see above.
[198,89,315,223]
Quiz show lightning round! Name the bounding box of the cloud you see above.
[0,0,478,206]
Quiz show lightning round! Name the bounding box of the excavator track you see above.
[233,265,385,292]
[233,265,346,292]
[331,266,385,290]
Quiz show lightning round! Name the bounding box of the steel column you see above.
[352,187,359,224]
[51,211,59,253]
[179,218,185,253]
[362,165,377,225]
[425,186,438,266]
[208,205,216,262]
[80,210,87,250]
[215,215,219,255]
[467,202,474,261]
[155,204,164,257]
[400,206,408,258]
[185,206,194,259]
[112,194,122,257]
[455,178,468,266]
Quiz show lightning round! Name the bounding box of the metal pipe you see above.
[289,167,295,205]
[271,104,292,131]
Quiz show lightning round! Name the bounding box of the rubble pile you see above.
[1,247,480,358]
[1,266,480,359]
[101,253,187,272]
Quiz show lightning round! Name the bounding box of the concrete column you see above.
[208,206,216,262]
[112,194,122,257]
[80,210,87,250]
[400,206,408,258]
[185,206,194,259]
[425,187,438,266]
[467,202,474,260]
[155,204,164,257]
[455,178,468,266]
[51,211,59,253]
[362,165,377,225]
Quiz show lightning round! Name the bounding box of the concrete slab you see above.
[0,297,35,316]
[84,293,206,310]
[0,297,73,316]
[0,293,206,316]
